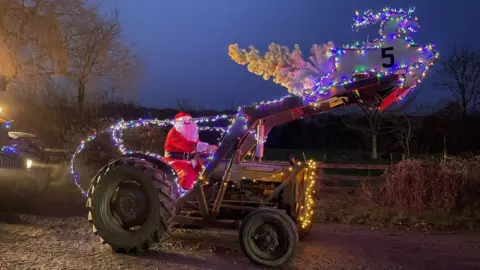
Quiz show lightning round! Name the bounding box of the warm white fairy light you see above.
[299,160,317,229]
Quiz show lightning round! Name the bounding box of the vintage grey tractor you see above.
[85,73,420,266]
[82,7,437,267]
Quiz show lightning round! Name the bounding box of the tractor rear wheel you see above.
[87,157,177,253]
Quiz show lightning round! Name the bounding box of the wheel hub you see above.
[119,194,137,220]
[252,224,280,253]
[112,182,149,228]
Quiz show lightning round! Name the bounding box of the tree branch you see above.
[433,48,480,116]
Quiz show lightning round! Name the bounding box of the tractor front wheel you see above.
[239,208,298,267]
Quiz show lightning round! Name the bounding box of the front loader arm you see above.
[235,74,402,163]
[199,73,402,179]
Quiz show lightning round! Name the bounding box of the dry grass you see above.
[317,157,480,230]
[316,192,480,230]
[366,157,480,212]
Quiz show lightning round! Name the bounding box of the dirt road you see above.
[0,184,479,270]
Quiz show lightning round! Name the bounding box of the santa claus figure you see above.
[164,112,217,190]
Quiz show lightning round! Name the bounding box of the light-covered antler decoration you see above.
[229,7,438,106]
[228,42,336,97]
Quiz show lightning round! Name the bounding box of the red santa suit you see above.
[164,112,213,190]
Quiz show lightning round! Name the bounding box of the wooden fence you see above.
[315,162,390,189]
[44,149,391,187]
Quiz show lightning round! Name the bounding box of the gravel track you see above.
[0,184,479,270]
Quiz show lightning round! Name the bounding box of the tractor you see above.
[0,105,53,199]
[82,7,438,267]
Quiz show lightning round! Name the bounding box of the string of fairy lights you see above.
[304,7,439,104]
[350,7,418,49]
[69,6,438,227]
[1,116,16,153]
[0,144,16,153]
[299,160,317,229]
[69,115,237,196]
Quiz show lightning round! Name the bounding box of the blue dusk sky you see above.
[99,0,480,110]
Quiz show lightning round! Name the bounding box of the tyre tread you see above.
[87,157,176,253]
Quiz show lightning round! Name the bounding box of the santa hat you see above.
[174,112,192,121]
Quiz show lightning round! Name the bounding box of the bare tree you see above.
[433,48,480,117]
[433,99,463,119]
[340,83,428,160]
[57,8,140,113]
[0,0,81,87]
[341,107,388,160]
[385,109,423,159]
[0,1,139,112]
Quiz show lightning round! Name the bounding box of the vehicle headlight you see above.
[26,159,33,169]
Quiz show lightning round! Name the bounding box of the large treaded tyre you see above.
[239,208,298,267]
[87,157,177,253]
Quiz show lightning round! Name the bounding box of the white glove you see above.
[196,142,209,153]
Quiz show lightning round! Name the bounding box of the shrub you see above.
[365,157,480,212]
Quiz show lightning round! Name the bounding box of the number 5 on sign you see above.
[332,39,424,83]
[381,47,395,68]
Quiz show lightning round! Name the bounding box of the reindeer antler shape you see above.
[346,7,419,50]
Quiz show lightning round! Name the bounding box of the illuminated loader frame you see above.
[177,73,402,208]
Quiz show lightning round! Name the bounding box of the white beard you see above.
[174,121,199,142]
